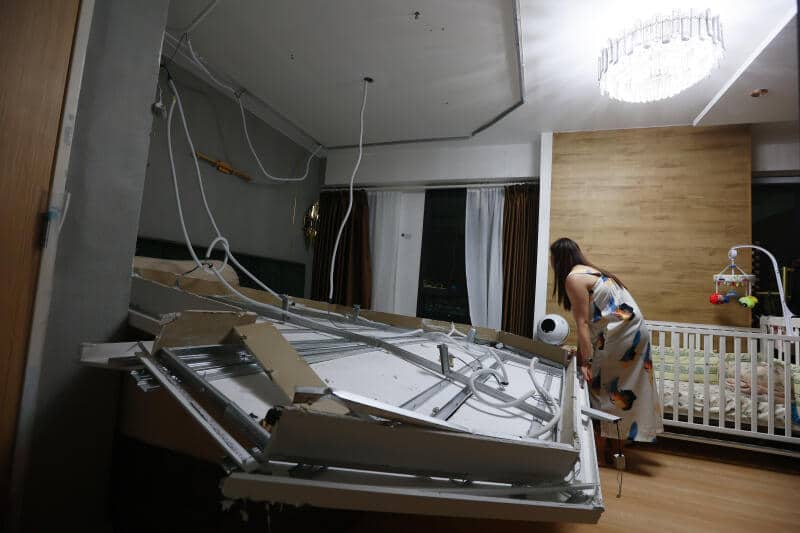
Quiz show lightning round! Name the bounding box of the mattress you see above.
[653,347,800,434]
[651,348,800,402]
[660,380,799,434]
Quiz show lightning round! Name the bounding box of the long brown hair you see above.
[550,238,625,311]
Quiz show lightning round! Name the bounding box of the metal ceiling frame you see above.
[119,277,605,522]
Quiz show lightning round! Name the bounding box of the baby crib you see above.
[645,318,800,451]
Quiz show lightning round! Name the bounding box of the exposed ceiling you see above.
[167,0,522,147]
[166,0,799,148]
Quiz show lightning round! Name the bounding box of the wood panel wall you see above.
[546,125,752,329]
[0,0,80,506]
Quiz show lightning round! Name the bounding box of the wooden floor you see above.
[344,440,800,533]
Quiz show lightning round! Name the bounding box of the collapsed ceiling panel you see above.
[100,276,605,522]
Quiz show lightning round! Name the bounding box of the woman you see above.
[550,238,662,460]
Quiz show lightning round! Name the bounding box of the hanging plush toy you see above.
[710,249,756,307]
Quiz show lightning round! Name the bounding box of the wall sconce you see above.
[303,201,320,245]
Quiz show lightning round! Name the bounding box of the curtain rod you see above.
[322,177,539,192]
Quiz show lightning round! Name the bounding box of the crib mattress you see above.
[660,380,800,435]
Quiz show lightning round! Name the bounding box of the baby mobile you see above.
[709,248,757,309]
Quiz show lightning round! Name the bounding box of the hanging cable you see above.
[182,35,323,183]
[615,421,624,498]
[467,355,562,438]
[237,97,322,182]
[186,37,237,96]
[167,78,281,298]
[328,78,371,302]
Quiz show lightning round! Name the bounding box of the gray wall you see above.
[12,0,169,530]
[138,64,324,296]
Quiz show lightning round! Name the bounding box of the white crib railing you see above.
[645,320,799,446]
[760,315,800,364]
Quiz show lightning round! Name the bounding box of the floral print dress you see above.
[574,271,664,442]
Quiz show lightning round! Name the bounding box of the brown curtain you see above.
[311,190,372,307]
[501,184,539,336]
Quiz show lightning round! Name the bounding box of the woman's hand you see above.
[579,363,592,384]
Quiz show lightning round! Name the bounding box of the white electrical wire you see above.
[237,97,322,182]
[182,36,323,184]
[168,78,280,298]
[467,356,562,438]
[328,79,370,302]
[186,37,237,96]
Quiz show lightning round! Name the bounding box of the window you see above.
[416,189,470,323]
[752,181,800,316]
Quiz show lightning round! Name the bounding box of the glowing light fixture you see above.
[598,9,725,103]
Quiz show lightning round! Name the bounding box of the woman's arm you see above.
[566,276,593,381]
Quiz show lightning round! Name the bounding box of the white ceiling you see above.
[167,0,799,147]
[168,0,522,147]
[696,14,798,126]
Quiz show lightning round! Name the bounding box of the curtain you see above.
[501,184,539,337]
[367,191,402,312]
[464,187,505,329]
[311,190,372,307]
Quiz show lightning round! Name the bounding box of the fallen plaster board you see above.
[128,309,161,335]
[222,472,602,524]
[130,275,238,317]
[153,310,256,353]
[79,341,152,368]
[231,322,347,415]
[296,387,472,433]
[268,408,578,484]
[498,331,567,365]
[131,276,552,354]
[309,349,447,406]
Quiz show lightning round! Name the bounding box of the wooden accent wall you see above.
[0,0,80,505]
[547,125,752,329]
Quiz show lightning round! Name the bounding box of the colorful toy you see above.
[712,246,794,339]
[738,295,758,309]
[709,293,729,305]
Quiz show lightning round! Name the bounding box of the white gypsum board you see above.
[212,372,287,418]
[311,350,444,406]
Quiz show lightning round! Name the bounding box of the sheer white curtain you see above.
[367,191,402,312]
[465,187,505,329]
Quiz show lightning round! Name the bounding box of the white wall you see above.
[325,139,539,185]
[752,120,800,172]
[139,65,323,296]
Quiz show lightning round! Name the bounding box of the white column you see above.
[533,132,553,333]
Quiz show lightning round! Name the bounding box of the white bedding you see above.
[660,380,799,434]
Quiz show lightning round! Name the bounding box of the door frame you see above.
[7,0,96,520]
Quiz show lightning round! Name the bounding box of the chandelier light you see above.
[598,9,725,103]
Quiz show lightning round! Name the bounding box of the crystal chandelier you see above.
[598,9,725,103]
